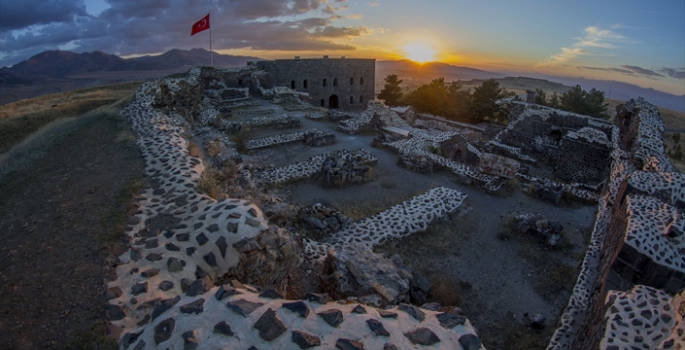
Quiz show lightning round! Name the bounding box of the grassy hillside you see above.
[0,82,141,153]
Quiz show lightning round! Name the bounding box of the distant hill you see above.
[532,75,685,112]
[376,60,504,89]
[0,48,261,84]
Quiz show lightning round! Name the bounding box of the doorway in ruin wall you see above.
[329,95,339,108]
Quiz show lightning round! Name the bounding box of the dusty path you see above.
[0,114,144,349]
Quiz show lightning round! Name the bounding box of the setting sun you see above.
[402,43,436,63]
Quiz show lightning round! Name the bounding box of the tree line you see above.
[377,74,610,123]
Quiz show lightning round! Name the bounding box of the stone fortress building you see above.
[255,57,375,110]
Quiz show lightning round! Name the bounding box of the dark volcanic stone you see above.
[214,321,234,336]
[186,247,196,256]
[132,340,146,350]
[130,249,142,261]
[436,312,466,329]
[182,330,200,350]
[215,284,241,300]
[165,243,180,251]
[154,317,175,344]
[366,319,390,336]
[216,237,228,257]
[105,304,126,321]
[121,331,143,348]
[253,308,287,341]
[141,268,160,278]
[146,253,162,261]
[206,223,219,233]
[151,296,181,320]
[196,233,209,245]
[259,288,284,299]
[283,301,310,318]
[378,310,397,319]
[203,252,217,267]
[177,233,190,242]
[227,222,239,233]
[186,276,214,297]
[158,281,174,292]
[145,238,158,248]
[318,309,344,328]
[458,334,482,350]
[383,344,399,350]
[335,338,365,350]
[131,282,148,296]
[292,330,321,349]
[226,299,264,316]
[404,328,440,345]
[399,303,425,322]
[106,286,123,300]
[352,305,367,314]
[181,278,192,293]
[180,298,205,314]
[304,292,328,304]
[167,257,184,273]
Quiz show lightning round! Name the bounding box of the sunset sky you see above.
[1,0,683,95]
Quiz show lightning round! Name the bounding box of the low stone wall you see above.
[253,149,377,185]
[304,187,468,260]
[245,129,334,150]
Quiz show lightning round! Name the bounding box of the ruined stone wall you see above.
[256,58,375,110]
[547,98,683,350]
[555,129,612,185]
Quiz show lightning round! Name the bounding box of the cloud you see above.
[581,66,633,74]
[0,0,87,31]
[579,65,670,79]
[367,2,380,7]
[0,0,368,66]
[660,67,685,80]
[537,25,630,67]
[619,65,663,77]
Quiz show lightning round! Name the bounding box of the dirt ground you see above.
[241,100,597,349]
[0,114,144,349]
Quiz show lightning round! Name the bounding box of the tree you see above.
[559,85,608,118]
[534,88,547,105]
[548,92,560,109]
[377,74,404,106]
[470,79,505,122]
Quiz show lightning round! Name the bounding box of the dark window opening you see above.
[291,80,296,89]
[238,79,244,86]
[303,80,308,89]
[333,78,338,86]
[323,78,327,87]
[359,95,364,103]
[350,96,354,104]
[320,99,325,107]
[329,95,339,108]
[350,77,354,85]
[550,130,563,142]
[360,77,364,85]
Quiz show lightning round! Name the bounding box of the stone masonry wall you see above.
[256,58,375,110]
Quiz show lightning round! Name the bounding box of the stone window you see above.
[350,96,354,104]
[291,80,296,89]
[350,77,354,85]
[323,78,327,87]
[360,77,364,85]
[238,79,243,86]
[303,79,308,89]
[334,78,338,87]
[359,95,364,103]
[320,99,325,107]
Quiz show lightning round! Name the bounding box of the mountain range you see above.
[0,48,260,84]
[2,49,683,112]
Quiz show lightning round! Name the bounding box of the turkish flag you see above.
[191,14,210,36]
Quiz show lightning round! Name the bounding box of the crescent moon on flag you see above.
[199,19,207,27]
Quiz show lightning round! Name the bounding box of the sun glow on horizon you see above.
[402,43,436,63]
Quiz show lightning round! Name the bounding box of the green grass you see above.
[0,83,140,153]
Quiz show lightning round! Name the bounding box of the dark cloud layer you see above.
[0,0,364,66]
[660,67,685,80]
[580,64,683,79]
[0,0,87,31]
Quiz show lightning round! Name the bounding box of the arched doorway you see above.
[329,95,339,108]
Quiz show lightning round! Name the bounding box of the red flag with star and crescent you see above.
[191,14,210,36]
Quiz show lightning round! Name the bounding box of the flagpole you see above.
[209,11,213,67]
